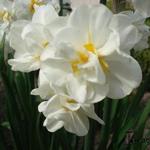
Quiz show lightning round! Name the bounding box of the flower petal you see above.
[132,0,150,18]
[64,111,89,136]
[66,75,87,103]
[82,104,105,125]
[32,4,58,25]
[106,52,142,99]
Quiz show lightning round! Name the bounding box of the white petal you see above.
[55,42,77,60]
[31,86,53,99]
[81,53,106,84]
[8,54,40,72]
[106,52,142,99]
[64,111,89,136]
[22,23,52,54]
[110,14,142,53]
[68,5,91,33]
[66,75,87,103]
[82,104,105,124]
[100,32,119,56]
[44,117,64,132]
[89,4,112,48]
[41,59,71,86]
[132,0,150,18]
[38,101,48,112]
[54,27,86,50]
[86,82,108,103]
[46,17,67,36]
[9,20,29,56]
[32,4,58,25]
[38,95,61,116]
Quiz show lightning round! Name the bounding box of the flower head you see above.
[39,93,104,136]
[8,4,67,72]
[42,4,142,100]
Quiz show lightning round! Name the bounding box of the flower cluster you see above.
[1,0,149,136]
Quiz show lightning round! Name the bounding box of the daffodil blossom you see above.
[42,4,142,100]
[8,4,67,72]
[38,93,104,136]
[0,0,15,39]
[110,11,149,52]
[33,72,104,136]
[130,0,150,18]
[122,0,150,51]
[124,11,150,51]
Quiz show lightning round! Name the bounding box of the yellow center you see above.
[62,99,77,112]
[71,32,109,74]
[0,10,12,22]
[33,54,40,61]
[29,0,45,14]
[67,99,77,104]
[42,40,49,48]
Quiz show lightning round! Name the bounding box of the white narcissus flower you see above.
[131,0,150,18]
[8,4,67,72]
[125,11,150,51]
[39,94,104,136]
[42,5,142,100]
[0,0,15,38]
[110,11,149,52]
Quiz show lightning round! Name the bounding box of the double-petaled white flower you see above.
[0,0,15,40]
[31,70,104,136]
[38,75,104,136]
[41,4,142,100]
[131,0,150,18]
[130,0,150,51]
[8,4,67,72]
[39,94,103,136]
[123,11,150,51]
[110,9,150,52]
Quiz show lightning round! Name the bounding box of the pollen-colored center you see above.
[42,40,49,48]
[62,99,78,112]
[67,99,77,104]
[84,42,96,53]
[0,10,12,22]
[71,32,109,74]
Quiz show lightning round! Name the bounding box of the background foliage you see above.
[0,0,150,150]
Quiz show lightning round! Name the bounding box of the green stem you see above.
[98,99,112,150]
[84,120,95,150]
[59,0,63,16]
